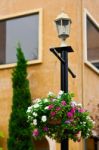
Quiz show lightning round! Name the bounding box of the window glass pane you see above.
[0,13,39,64]
[87,16,99,69]
[0,22,6,64]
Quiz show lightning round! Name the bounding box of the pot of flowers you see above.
[27,91,95,142]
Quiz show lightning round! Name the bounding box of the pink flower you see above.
[65,120,71,124]
[33,129,39,137]
[61,101,66,106]
[56,107,61,111]
[69,119,74,122]
[70,108,75,114]
[43,127,48,131]
[78,108,85,113]
[67,112,73,118]
[48,104,54,110]
[50,111,56,116]
[75,131,81,142]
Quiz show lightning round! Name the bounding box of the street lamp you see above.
[50,12,76,150]
[54,12,71,46]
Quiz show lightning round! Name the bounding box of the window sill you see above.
[84,61,99,75]
[0,59,42,70]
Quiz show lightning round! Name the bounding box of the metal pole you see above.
[50,46,74,150]
[61,50,68,92]
[61,50,68,150]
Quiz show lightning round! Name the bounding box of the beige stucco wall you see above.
[0,0,99,150]
[82,0,99,107]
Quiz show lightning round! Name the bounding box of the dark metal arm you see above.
[50,48,76,78]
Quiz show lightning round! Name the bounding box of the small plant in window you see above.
[27,91,94,142]
[86,101,99,138]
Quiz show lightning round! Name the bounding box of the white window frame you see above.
[83,9,99,74]
[0,8,43,69]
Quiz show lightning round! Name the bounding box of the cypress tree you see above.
[8,45,34,150]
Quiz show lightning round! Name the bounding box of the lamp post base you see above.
[61,139,68,150]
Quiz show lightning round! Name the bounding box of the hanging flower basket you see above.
[27,91,95,142]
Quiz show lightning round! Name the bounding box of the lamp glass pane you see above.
[55,20,61,35]
[62,20,70,36]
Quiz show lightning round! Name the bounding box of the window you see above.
[0,9,42,67]
[84,10,99,73]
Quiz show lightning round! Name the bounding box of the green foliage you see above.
[7,45,34,150]
[27,91,94,142]
[0,131,4,150]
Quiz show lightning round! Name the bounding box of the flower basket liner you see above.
[49,119,61,125]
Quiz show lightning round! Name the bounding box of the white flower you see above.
[86,116,93,121]
[86,133,89,136]
[27,106,32,113]
[33,119,37,125]
[33,112,37,117]
[45,106,49,110]
[86,116,95,124]
[77,103,82,107]
[88,129,90,131]
[57,95,61,99]
[28,116,31,119]
[92,130,97,136]
[36,98,41,103]
[33,103,39,108]
[27,109,31,113]
[44,98,49,102]
[92,121,95,125]
[83,122,86,125]
[52,99,56,102]
[86,116,91,120]
[58,90,64,96]
[48,91,54,96]
[41,116,47,122]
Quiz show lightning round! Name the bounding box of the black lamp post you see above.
[50,12,76,150]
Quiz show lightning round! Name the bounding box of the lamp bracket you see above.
[50,48,65,64]
[50,47,76,78]
[50,46,74,53]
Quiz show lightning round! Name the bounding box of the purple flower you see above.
[33,129,39,137]
[61,101,66,106]
[65,120,71,124]
[43,127,48,131]
[67,112,73,118]
[50,111,56,116]
[71,101,77,107]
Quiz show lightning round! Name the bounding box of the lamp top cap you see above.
[55,12,71,21]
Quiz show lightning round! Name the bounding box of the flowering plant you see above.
[27,91,94,142]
